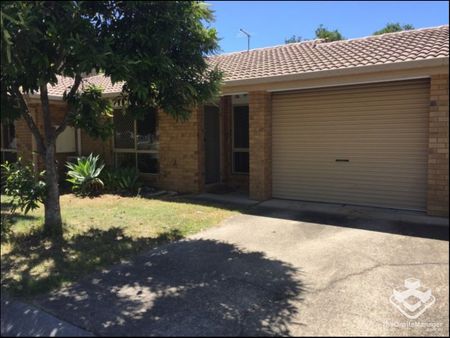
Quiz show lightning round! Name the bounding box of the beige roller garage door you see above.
[272,79,430,210]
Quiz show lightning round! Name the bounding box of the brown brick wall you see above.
[158,109,202,193]
[249,91,272,200]
[427,74,449,216]
[29,102,77,178]
[80,131,113,166]
[14,117,33,164]
[78,109,203,193]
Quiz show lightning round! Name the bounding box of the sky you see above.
[208,1,449,53]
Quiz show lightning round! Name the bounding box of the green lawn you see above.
[1,194,239,297]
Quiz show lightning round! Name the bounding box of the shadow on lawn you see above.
[32,238,305,337]
[1,226,183,297]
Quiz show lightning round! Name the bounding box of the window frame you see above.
[0,122,17,163]
[112,110,159,176]
[231,104,249,175]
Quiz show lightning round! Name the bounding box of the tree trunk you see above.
[43,143,63,239]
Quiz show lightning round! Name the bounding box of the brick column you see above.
[249,91,272,200]
[159,108,202,193]
[427,74,449,217]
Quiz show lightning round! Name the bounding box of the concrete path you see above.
[7,199,449,336]
[1,295,93,337]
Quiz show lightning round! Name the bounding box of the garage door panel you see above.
[272,79,429,210]
[276,98,429,109]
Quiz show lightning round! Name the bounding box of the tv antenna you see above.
[240,28,251,51]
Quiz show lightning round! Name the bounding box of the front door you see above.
[204,105,220,184]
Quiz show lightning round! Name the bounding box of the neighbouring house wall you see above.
[248,91,272,200]
[427,74,449,217]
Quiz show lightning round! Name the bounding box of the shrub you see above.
[1,160,46,214]
[101,167,140,194]
[66,154,104,196]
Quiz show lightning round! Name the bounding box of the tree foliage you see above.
[373,23,415,35]
[285,35,303,44]
[1,1,222,124]
[285,24,345,44]
[1,160,46,214]
[0,1,222,236]
[315,24,344,42]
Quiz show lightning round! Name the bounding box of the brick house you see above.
[4,25,449,216]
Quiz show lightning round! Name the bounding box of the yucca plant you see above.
[66,154,105,196]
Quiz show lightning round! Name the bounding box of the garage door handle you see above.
[336,159,349,162]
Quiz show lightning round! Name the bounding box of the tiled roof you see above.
[84,74,124,94]
[44,74,123,97]
[44,25,448,97]
[208,25,449,82]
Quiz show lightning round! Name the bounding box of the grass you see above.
[1,194,240,297]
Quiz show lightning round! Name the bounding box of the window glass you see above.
[113,111,135,149]
[1,151,17,163]
[233,106,249,148]
[137,153,159,174]
[136,110,158,151]
[233,152,249,173]
[115,152,136,169]
[1,123,16,149]
[113,110,159,174]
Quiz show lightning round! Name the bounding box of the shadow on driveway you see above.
[158,195,449,242]
[34,239,306,337]
[250,205,449,241]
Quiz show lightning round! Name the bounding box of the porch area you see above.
[201,92,272,201]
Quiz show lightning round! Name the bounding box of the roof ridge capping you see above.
[208,24,449,57]
[317,24,449,46]
[207,39,323,58]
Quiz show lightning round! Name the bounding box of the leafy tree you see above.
[1,1,221,238]
[373,23,415,35]
[285,35,303,44]
[315,24,344,42]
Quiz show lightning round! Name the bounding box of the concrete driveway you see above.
[27,200,449,336]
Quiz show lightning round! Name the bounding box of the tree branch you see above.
[12,87,46,154]
[55,74,83,137]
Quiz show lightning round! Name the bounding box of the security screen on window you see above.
[232,105,249,174]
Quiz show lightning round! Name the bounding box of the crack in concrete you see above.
[310,261,449,294]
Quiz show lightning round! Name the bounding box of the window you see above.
[56,126,76,153]
[113,109,159,174]
[232,105,249,174]
[1,122,17,163]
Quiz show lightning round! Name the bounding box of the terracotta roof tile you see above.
[44,25,448,97]
[208,25,449,82]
